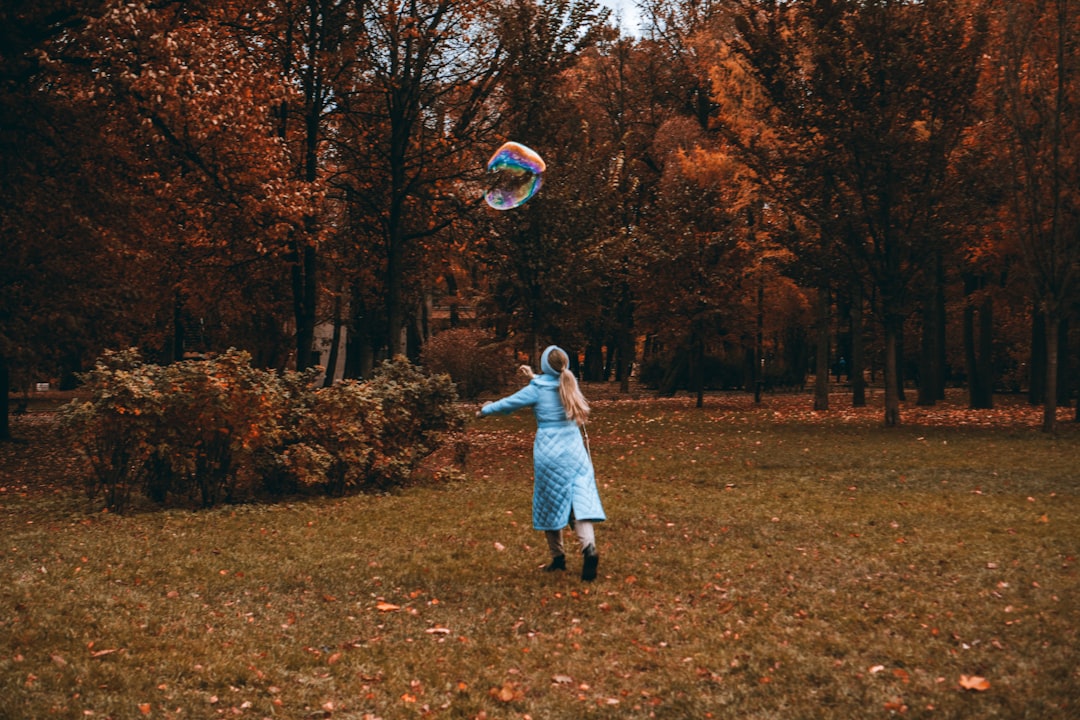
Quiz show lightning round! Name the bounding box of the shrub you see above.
[58,349,163,511]
[278,358,466,495]
[60,350,465,511]
[361,357,468,490]
[281,380,385,495]
[144,350,306,507]
[60,349,308,510]
[420,328,515,399]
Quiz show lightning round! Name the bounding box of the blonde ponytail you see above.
[544,346,590,424]
[559,368,590,425]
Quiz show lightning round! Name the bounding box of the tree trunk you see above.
[1043,313,1059,432]
[934,258,947,400]
[322,292,343,388]
[291,238,318,370]
[883,314,902,427]
[386,229,405,358]
[963,275,993,409]
[814,289,830,411]
[171,291,185,363]
[895,325,906,402]
[602,339,616,382]
[694,332,704,409]
[917,292,937,406]
[754,277,764,404]
[850,281,866,407]
[584,340,604,382]
[618,327,633,394]
[345,287,378,380]
[1029,310,1046,404]
[977,291,994,408]
[444,271,459,327]
[1056,319,1069,405]
[0,354,10,441]
[917,252,944,406]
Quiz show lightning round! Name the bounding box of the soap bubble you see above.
[484,141,545,210]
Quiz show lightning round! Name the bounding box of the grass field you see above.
[1,391,1078,719]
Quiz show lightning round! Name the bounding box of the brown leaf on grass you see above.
[138,703,151,715]
[489,681,524,702]
[883,697,907,712]
[552,674,573,684]
[90,648,121,658]
[375,602,400,612]
[959,675,990,691]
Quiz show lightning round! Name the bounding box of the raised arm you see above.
[478,382,540,417]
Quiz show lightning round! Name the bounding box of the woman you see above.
[477,345,605,581]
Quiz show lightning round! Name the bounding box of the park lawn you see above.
[0,393,1077,719]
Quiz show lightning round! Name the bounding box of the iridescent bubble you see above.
[484,141,546,210]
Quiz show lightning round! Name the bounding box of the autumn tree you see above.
[570,34,665,388]
[631,118,756,406]
[333,0,509,360]
[0,0,146,440]
[250,0,359,371]
[716,0,988,426]
[983,0,1079,431]
[472,0,614,365]
[46,0,330,372]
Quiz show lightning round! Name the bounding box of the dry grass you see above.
[1,391,1078,719]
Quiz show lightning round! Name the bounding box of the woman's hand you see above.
[476,401,492,418]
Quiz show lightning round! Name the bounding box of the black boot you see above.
[544,554,566,572]
[581,544,599,582]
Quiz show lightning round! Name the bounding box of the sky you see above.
[599,0,643,36]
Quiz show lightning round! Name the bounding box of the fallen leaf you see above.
[375,602,400,612]
[490,681,524,702]
[959,674,990,691]
[884,697,907,712]
[425,627,451,635]
[552,674,573,684]
[138,703,151,715]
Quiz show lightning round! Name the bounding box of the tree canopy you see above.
[2,0,1077,435]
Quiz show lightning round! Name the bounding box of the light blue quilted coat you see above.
[480,347,606,531]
